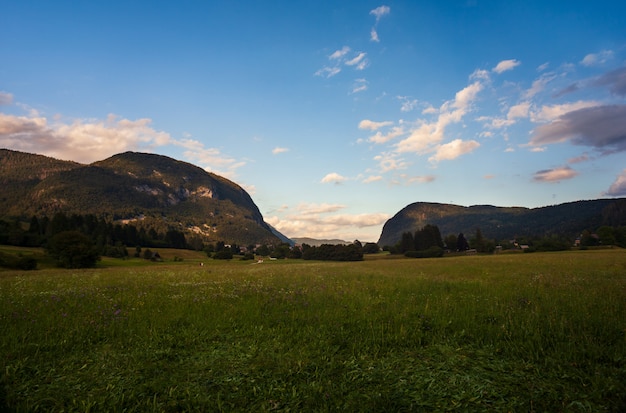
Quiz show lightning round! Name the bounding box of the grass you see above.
[1,249,625,411]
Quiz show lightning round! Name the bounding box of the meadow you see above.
[1,249,625,411]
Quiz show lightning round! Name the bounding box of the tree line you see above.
[387,223,626,257]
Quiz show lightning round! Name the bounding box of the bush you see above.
[404,246,444,259]
[46,231,100,268]
[0,252,37,270]
[213,250,233,260]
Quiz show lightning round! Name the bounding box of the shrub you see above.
[404,246,444,258]
[46,231,100,268]
[213,250,233,260]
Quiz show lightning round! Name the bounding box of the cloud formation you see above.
[493,59,521,74]
[321,172,347,184]
[604,169,626,196]
[316,46,369,78]
[581,50,614,66]
[0,108,245,177]
[533,166,578,182]
[272,147,289,155]
[428,139,480,163]
[593,66,626,96]
[530,105,626,154]
[265,202,390,240]
[369,5,390,42]
[358,119,393,130]
[0,91,13,106]
[0,112,170,163]
[394,81,483,158]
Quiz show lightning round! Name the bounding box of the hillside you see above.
[377,199,626,247]
[292,237,349,247]
[0,149,283,246]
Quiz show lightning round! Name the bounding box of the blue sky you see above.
[2,1,626,242]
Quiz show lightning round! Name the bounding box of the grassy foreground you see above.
[1,250,625,411]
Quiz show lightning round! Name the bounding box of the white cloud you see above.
[321,172,348,184]
[507,101,531,120]
[374,152,407,172]
[363,175,383,183]
[369,5,390,42]
[296,202,346,215]
[370,28,379,42]
[368,126,404,144]
[182,143,245,179]
[314,66,341,78]
[370,5,390,20]
[537,62,550,72]
[493,59,521,74]
[358,119,393,130]
[581,50,614,66]
[397,96,418,112]
[395,81,483,155]
[266,202,390,240]
[346,52,366,67]
[0,112,171,164]
[533,166,578,182]
[604,169,626,196]
[483,101,532,129]
[530,100,600,123]
[428,139,480,163]
[0,109,246,177]
[330,46,350,60]
[351,78,368,94]
[0,91,13,106]
[272,147,289,155]
[523,73,556,99]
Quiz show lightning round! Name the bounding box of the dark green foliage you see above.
[256,244,270,256]
[456,233,470,251]
[241,252,255,260]
[213,249,233,260]
[270,243,291,259]
[378,199,626,247]
[395,225,444,256]
[302,242,363,261]
[404,246,444,258]
[0,251,37,270]
[362,242,380,254]
[46,231,100,268]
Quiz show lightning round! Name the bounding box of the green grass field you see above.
[1,249,625,411]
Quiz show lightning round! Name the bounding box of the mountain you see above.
[0,149,285,246]
[292,237,350,246]
[377,199,626,247]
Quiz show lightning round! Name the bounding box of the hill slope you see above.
[377,199,626,247]
[0,149,283,246]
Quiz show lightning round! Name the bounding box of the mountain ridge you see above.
[0,149,285,246]
[377,199,626,247]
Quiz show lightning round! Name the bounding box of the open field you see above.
[1,250,625,411]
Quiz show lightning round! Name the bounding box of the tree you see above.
[472,228,486,252]
[597,226,616,246]
[444,234,458,250]
[399,232,414,253]
[362,242,380,254]
[46,231,100,268]
[456,233,470,251]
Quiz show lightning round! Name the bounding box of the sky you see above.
[1,1,626,242]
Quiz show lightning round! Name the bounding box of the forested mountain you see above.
[0,149,282,246]
[377,199,626,247]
